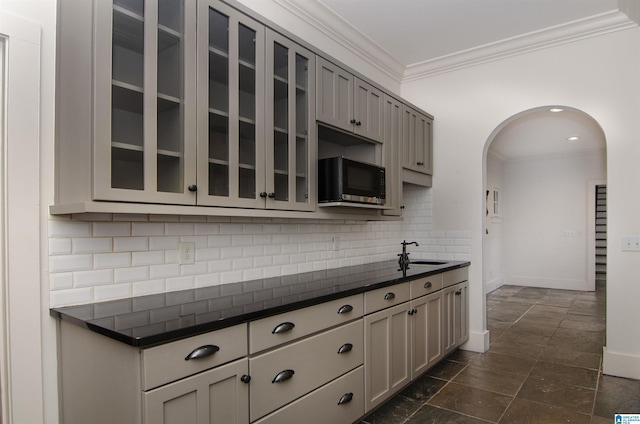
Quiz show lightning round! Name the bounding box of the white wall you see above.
[402,27,640,378]
[483,153,504,293]
[502,151,606,291]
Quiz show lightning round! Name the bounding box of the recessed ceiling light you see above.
[550,108,564,113]
[567,136,580,141]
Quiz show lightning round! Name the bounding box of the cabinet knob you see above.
[240,375,251,384]
[383,292,396,301]
[272,322,295,334]
[184,344,219,361]
[338,392,354,405]
[355,121,362,126]
[188,184,197,192]
[455,290,462,296]
[260,192,268,198]
[337,304,353,314]
[416,162,424,166]
[400,205,405,209]
[337,343,353,354]
[272,369,295,383]
[408,308,418,315]
[268,192,276,198]
[350,119,357,124]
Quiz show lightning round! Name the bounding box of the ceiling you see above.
[489,107,606,161]
[319,0,621,67]
[309,0,621,160]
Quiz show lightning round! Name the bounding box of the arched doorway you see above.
[482,105,606,314]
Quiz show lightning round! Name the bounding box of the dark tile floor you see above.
[359,283,640,424]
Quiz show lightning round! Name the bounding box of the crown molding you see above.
[274,0,405,83]
[403,10,638,82]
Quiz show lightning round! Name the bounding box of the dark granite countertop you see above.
[50,259,470,348]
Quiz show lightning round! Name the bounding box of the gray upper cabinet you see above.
[402,105,433,186]
[316,57,384,142]
[57,0,198,205]
[265,30,317,211]
[196,0,266,208]
[54,0,433,217]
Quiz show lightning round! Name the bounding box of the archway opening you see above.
[482,105,607,335]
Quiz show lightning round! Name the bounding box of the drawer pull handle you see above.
[338,392,354,405]
[184,344,219,361]
[337,304,353,314]
[272,322,295,334]
[272,369,295,383]
[337,343,353,354]
[384,292,395,300]
[424,281,432,289]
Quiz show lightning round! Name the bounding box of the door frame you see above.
[587,179,606,290]
[0,11,44,423]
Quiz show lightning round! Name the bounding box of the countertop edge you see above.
[52,261,470,348]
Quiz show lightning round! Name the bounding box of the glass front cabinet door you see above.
[197,0,266,208]
[265,30,316,211]
[94,0,197,204]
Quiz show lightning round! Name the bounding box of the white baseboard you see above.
[603,347,640,380]
[460,330,490,353]
[505,275,593,291]
[485,278,503,294]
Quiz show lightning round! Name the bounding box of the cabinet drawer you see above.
[249,320,363,421]
[443,268,468,288]
[142,324,247,391]
[254,366,364,424]
[249,294,363,353]
[410,274,443,299]
[364,284,410,314]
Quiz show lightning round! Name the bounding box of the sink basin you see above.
[410,260,449,265]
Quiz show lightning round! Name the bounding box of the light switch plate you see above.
[621,236,640,252]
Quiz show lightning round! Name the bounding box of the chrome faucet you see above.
[398,240,419,268]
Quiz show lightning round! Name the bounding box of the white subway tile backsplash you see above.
[94,252,131,269]
[150,264,181,279]
[131,222,165,236]
[49,238,72,255]
[115,266,150,284]
[149,236,180,250]
[51,288,94,307]
[165,222,194,236]
[74,269,113,287]
[47,187,475,307]
[72,237,112,254]
[114,237,148,252]
[50,254,92,273]
[94,283,132,302]
[93,222,131,237]
[49,220,92,238]
[50,272,73,290]
[132,251,164,266]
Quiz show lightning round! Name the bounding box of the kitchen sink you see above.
[410,260,449,265]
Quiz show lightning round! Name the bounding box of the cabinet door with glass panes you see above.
[93,0,197,204]
[265,31,316,211]
[196,0,266,208]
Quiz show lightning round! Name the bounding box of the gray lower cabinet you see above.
[144,358,249,424]
[56,268,468,424]
[364,270,466,414]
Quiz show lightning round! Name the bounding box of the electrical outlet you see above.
[179,242,195,264]
[622,236,640,252]
[332,236,341,251]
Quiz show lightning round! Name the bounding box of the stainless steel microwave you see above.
[318,157,386,205]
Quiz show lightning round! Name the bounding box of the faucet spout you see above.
[398,240,419,268]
